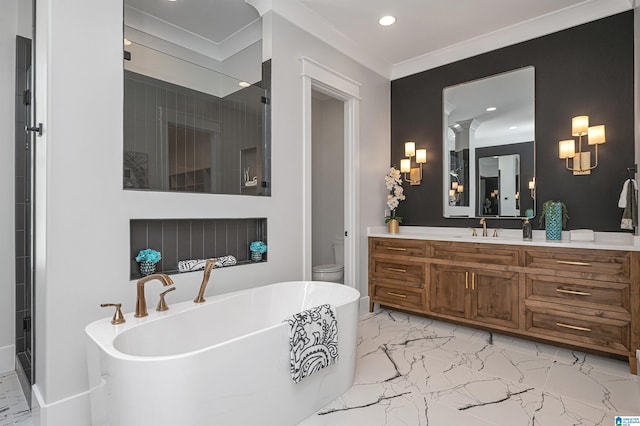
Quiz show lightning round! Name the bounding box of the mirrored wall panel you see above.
[443,66,535,218]
[123,0,270,195]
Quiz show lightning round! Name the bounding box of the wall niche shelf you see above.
[130,218,267,279]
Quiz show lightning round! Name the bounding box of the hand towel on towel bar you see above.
[177,255,237,273]
[620,179,638,230]
[284,304,338,383]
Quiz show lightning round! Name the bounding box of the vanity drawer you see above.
[524,249,630,282]
[525,274,630,314]
[372,283,426,310]
[525,304,630,352]
[430,241,520,266]
[371,258,425,287]
[370,238,429,258]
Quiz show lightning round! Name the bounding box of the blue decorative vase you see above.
[251,251,263,262]
[139,261,156,276]
[545,202,562,240]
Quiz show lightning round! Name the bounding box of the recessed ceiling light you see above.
[486,107,497,112]
[378,15,396,26]
[123,38,132,46]
[239,82,251,88]
[168,0,177,2]
[509,126,518,130]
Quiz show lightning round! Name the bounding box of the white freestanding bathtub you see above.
[85,281,360,426]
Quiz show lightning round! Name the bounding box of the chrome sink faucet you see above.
[479,218,488,237]
[135,273,174,318]
[194,258,217,304]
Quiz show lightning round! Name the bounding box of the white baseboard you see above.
[359,296,370,316]
[0,345,15,373]
[32,384,93,426]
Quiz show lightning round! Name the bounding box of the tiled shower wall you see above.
[123,61,270,195]
[14,35,32,402]
[130,218,267,279]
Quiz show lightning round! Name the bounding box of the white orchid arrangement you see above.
[384,167,405,223]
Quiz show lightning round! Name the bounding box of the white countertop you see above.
[368,226,640,251]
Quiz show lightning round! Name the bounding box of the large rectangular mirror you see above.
[123,0,271,195]
[443,66,535,218]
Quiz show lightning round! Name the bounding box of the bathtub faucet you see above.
[194,258,217,304]
[135,273,174,318]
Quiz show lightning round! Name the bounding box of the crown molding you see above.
[391,0,633,80]
[249,0,392,78]
[125,5,261,62]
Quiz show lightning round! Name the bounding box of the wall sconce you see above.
[528,178,536,199]
[558,116,606,175]
[400,141,426,185]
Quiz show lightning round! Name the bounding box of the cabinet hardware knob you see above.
[556,322,591,332]
[556,260,592,266]
[386,247,407,251]
[387,267,407,273]
[556,288,591,296]
[387,292,407,298]
[465,271,469,289]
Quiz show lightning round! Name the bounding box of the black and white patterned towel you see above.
[177,255,237,273]
[284,304,338,383]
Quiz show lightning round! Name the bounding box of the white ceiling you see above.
[298,0,585,66]
[126,0,633,79]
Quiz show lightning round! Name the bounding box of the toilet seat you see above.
[312,263,343,273]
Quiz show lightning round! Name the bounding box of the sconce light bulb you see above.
[404,141,416,157]
[416,149,427,164]
[400,158,411,173]
[587,125,606,145]
[571,116,589,136]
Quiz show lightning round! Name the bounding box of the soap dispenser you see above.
[522,218,532,240]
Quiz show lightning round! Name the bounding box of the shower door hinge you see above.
[26,123,43,136]
[261,96,270,104]
[345,231,348,237]
[23,89,31,106]
[23,316,31,333]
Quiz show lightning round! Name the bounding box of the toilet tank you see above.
[332,239,344,265]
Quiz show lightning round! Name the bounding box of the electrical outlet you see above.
[384,209,390,217]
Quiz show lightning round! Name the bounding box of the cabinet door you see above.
[470,269,519,329]
[429,264,469,319]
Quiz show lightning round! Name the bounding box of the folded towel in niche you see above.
[177,255,237,273]
[284,304,338,383]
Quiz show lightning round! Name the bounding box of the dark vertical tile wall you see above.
[14,36,32,401]
[130,218,267,279]
[123,60,271,195]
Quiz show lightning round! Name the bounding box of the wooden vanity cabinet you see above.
[368,236,640,374]
[523,248,638,373]
[429,242,520,330]
[368,238,428,313]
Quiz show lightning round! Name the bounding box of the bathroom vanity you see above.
[368,227,640,374]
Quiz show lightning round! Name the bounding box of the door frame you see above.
[300,57,361,289]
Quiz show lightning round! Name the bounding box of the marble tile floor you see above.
[0,372,31,426]
[300,309,640,426]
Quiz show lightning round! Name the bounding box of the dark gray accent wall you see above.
[130,218,267,279]
[391,12,634,231]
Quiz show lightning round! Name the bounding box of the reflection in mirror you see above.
[443,67,535,218]
[478,155,520,216]
[123,0,271,195]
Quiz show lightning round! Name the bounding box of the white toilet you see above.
[312,239,344,283]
